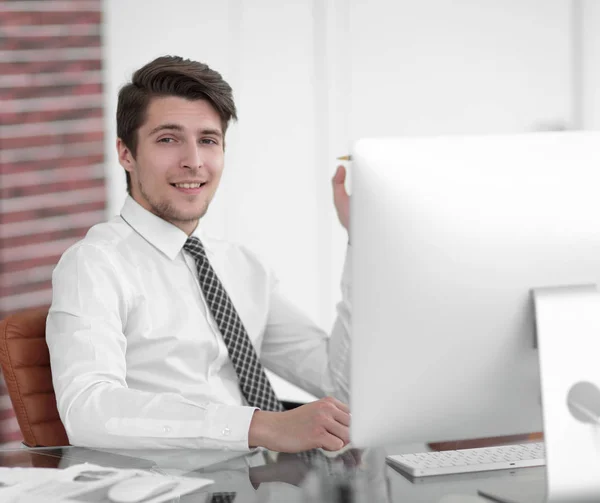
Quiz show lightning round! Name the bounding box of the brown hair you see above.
[117,55,238,194]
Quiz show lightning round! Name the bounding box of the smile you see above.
[171,182,206,189]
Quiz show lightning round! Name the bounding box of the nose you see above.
[181,142,203,170]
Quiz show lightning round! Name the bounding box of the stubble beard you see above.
[139,182,210,225]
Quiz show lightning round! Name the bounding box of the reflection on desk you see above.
[0,441,548,502]
[0,445,391,502]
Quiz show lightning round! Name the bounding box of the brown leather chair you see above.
[0,307,69,447]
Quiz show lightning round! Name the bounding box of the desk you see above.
[0,443,546,502]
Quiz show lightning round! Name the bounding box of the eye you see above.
[158,137,176,144]
[200,138,218,145]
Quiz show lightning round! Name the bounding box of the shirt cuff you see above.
[204,404,258,451]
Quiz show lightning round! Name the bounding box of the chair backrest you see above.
[0,307,69,447]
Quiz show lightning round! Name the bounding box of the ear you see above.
[117,138,135,173]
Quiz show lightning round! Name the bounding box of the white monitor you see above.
[350,132,600,454]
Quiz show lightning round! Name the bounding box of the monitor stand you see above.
[533,285,600,503]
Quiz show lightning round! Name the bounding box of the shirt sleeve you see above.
[46,243,256,451]
[259,245,352,404]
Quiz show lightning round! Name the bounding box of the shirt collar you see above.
[120,196,211,260]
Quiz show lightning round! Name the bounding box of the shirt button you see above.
[221,427,231,436]
[163,426,172,434]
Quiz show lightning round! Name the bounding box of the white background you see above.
[102,0,600,401]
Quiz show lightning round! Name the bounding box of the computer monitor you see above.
[350,132,600,451]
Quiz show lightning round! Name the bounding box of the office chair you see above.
[0,307,69,447]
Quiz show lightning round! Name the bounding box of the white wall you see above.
[103,0,581,402]
[582,0,600,129]
[348,0,573,138]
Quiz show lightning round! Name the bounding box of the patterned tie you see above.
[184,236,283,412]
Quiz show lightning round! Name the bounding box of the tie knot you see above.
[184,236,207,260]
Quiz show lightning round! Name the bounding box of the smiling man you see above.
[46,56,352,454]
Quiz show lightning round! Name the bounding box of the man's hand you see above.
[248,397,350,453]
[332,165,350,234]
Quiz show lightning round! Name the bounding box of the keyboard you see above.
[386,442,545,477]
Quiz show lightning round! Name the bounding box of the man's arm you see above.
[243,246,352,453]
[244,165,353,452]
[47,242,256,450]
[258,246,352,403]
[256,164,352,403]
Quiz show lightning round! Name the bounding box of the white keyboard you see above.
[386,442,545,477]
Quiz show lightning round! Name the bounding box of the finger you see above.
[325,396,350,414]
[332,165,346,186]
[332,407,351,427]
[320,431,346,451]
[324,417,350,446]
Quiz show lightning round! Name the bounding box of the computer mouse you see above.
[107,475,179,503]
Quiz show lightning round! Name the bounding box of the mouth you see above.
[170,182,207,194]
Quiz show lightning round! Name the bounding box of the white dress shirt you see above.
[46,196,352,451]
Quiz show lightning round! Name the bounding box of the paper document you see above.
[0,463,213,503]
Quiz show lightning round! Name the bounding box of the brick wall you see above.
[0,0,106,445]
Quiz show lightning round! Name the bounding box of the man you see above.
[46,55,352,454]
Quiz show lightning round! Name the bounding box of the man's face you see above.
[118,96,225,234]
